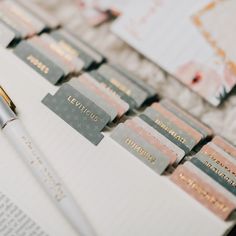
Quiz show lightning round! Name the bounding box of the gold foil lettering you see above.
[110,78,131,96]
[154,119,186,143]
[125,138,156,164]
[67,96,99,122]
[178,172,229,213]
[26,55,49,74]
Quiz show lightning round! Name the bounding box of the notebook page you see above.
[0,46,234,236]
[0,188,49,235]
[111,0,236,106]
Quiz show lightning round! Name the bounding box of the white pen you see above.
[0,86,96,236]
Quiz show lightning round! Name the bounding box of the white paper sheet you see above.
[0,46,234,236]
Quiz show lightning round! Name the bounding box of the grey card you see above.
[195,152,236,188]
[98,64,149,107]
[14,41,64,85]
[28,37,71,76]
[17,0,60,29]
[0,19,21,41]
[5,0,45,33]
[0,12,27,38]
[76,34,105,64]
[80,73,129,114]
[40,33,84,73]
[111,123,169,174]
[42,83,110,145]
[208,142,236,166]
[110,64,157,98]
[139,114,190,154]
[190,157,236,196]
[50,31,95,69]
[60,29,104,63]
[69,78,117,121]
[90,71,136,109]
[0,21,15,47]
[133,117,185,163]
[144,107,197,150]
[160,99,209,139]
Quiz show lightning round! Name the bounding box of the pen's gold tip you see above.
[0,86,16,111]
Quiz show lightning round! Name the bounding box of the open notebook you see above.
[0,46,234,235]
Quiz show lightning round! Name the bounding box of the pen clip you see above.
[0,86,16,111]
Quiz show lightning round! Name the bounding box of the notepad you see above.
[111,0,236,106]
[0,46,234,235]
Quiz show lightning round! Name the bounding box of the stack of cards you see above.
[69,73,129,121]
[171,136,236,220]
[13,33,84,84]
[111,99,212,174]
[42,82,112,145]
[49,29,106,70]
[93,64,158,109]
[212,136,236,159]
[111,119,175,175]
[0,0,59,47]
[42,66,158,144]
[13,29,107,84]
[139,101,212,158]
[16,0,60,30]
